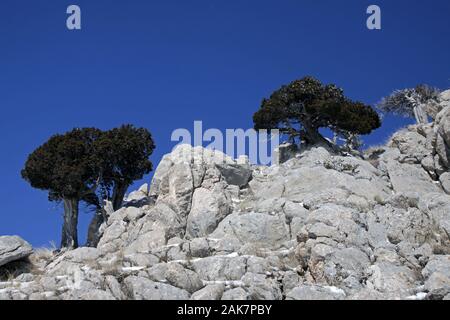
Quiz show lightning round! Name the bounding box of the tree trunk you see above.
[302,123,332,148]
[86,208,106,247]
[86,200,114,248]
[112,182,128,211]
[61,198,79,249]
[413,105,429,124]
[86,183,128,248]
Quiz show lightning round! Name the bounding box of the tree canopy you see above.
[21,128,103,201]
[21,125,155,248]
[253,76,381,149]
[96,125,155,209]
[377,84,441,123]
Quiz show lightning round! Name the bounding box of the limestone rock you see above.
[164,263,204,293]
[210,212,290,248]
[221,288,249,300]
[422,255,450,299]
[124,276,190,300]
[0,236,33,267]
[4,105,450,300]
[191,284,224,300]
[186,186,232,238]
[215,163,252,187]
[439,172,450,194]
[286,285,346,300]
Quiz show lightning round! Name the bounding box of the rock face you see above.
[0,236,33,267]
[1,98,450,300]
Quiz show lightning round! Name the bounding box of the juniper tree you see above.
[86,125,155,247]
[253,76,381,150]
[22,125,155,248]
[377,84,441,124]
[21,128,103,249]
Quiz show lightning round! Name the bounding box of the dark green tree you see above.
[253,76,381,150]
[86,125,155,247]
[21,128,103,249]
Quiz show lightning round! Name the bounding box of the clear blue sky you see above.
[0,0,449,247]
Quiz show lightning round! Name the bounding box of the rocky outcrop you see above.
[0,236,33,267]
[1,95,450,300]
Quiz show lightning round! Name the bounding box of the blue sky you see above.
[0,0,449,247]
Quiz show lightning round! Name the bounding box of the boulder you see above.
[164,263,204,293]
[242,272,283,300]
[286,285,346,300]
[186,186,232,238]
[210,212,290,248]
[385,161,440,195]
[388,130,430,163]
[221,288,249,300]
[124,276,190,300]
[422,255,450,299]
[439,172,450,194]
[191,284,225,300]
[215,163,252,187]
[0,236,33,267]
[191,254,247,281]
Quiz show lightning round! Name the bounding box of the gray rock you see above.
[123,221,167,255]
[64,247,101,263]
[125,253,159,267]
[210,236,242,254]
[165,263,204,293]
[439,172,450,194]
[105,275,126,300]
[188,238,210,258]
[191,284,225,300]
[186,186,232,238]
[29,291,57,300]
[14,273,34,282]
[0,289,11,300]
[64,289,116,300]
[385,162,440,195]
[366,262,418,296]
[0,236,33,267]
[215,163,252,187]
[147,263,169,282]
[242,272,282,300]
[210,212,289,248]
[418,193,450,245]
[388,130,429,163]
[422,255,450,299]
[167,162,195,215]
[221,287,249,300]
[124,276,190,300]
[125,184,149,203]
[192,255,247,281]
[282,271,302,293]
[124,207,146,221]
[286,285,346,300]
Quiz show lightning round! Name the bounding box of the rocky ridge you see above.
[0,91,450,300]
